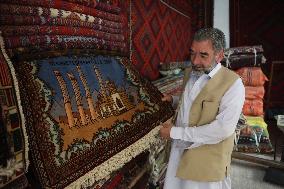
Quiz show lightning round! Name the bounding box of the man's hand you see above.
[159,119,173,139]
[161,94,173,103]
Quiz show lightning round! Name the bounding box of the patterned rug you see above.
[0,40,28,188]
[0,35,173,188]
[130,0,193,80]
[0,0,129,56]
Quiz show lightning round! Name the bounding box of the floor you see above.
[231,160,283,189]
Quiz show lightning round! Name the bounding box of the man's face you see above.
[190,40,223,73]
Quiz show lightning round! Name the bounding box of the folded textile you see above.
[243,99,264,116]
[0,0,122,22]
[221,54,266,70]
[0,25,125,42]
[245,86,265,100]
[234,113,247,144]
[224,45,263,55]
[235,67,268,86]
[235,125,273,154]
[3,35,127,56]
[0,15,122,34]
[3,35,126,50]
[63,1,121,14]
[6,49,126,62]
[245,116,269,136]
[7,44,126,56]
[95,1,121,14]
[0,4,122,30]
[222,45,265,70]
[258,135,274,153]
[235,125,259,153]
[246,116,273,153]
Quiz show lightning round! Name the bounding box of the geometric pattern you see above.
[0,0,128,56]
[0,1,209,188]
[131,0,193,80]
[162,0,194,17]
[0,1,218,188]
[0,45,28,189]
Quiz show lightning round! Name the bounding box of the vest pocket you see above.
[199,100,219,125]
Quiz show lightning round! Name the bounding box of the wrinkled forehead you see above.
[190,39,215,54]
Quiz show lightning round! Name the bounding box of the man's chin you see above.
[192,67,205,72]
[192,69,206,76]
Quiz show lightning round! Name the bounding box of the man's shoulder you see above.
[220,66,244,91]
[220,65,240,79]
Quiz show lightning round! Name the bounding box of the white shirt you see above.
[164,63,245,189]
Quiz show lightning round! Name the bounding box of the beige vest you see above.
[176,66,239,182]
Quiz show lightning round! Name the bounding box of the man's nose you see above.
[191,54,201,65]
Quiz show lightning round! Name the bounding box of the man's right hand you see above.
[161,94,173,103]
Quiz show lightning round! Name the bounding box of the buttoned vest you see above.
[176,66,239,181]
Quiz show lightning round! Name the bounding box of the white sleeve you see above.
[170,78,245,144]
[172,95,180,109]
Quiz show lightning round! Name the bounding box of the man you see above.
[160,28,245,189]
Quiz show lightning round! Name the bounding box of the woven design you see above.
[130,0,193,80]
[0,43,173,188]
[0,45,28,189]
[161,0,193,17]
[0,1,203,187]
[221,46,266,70]
[0,0,128,55]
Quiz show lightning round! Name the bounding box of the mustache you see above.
[192,65,206,75]
[192,64,206,70]
[192,62,217,74]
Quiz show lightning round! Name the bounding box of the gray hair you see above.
[193,28,226,52]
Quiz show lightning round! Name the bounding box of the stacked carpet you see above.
[221,45,266,70]
[225,46,273,154]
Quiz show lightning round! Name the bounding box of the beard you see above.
[192,61,217,75]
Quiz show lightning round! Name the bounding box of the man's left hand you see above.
[159,119,173,139]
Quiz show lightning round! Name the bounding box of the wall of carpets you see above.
[0,0,207,188]
[0,0,129,188]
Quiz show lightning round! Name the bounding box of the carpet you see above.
[0,41,28,188]
[130,0,193,80]
[0,0,129,56]
[0,36,173,188]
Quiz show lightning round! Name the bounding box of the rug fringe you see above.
[66,125,162,189]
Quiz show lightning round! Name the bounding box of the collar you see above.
[207,63,221,78]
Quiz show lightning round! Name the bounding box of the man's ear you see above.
[215,50,224,63]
